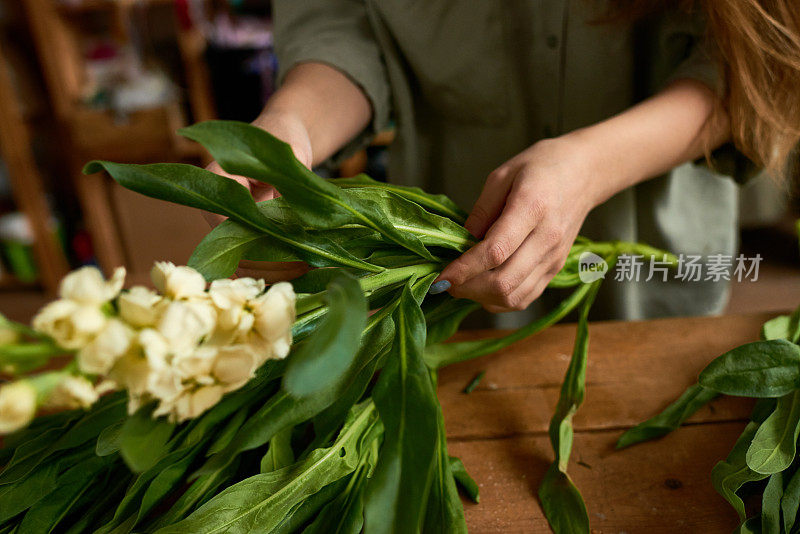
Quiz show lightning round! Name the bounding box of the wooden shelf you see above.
[56,0,175,15]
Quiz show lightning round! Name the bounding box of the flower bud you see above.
[59,266,125,305]
[33,300,107,350]
[47,375,98,409]
[0,380,36,434]
[77,319,134,375]
[118,286,163,328]
[151,262,206,300]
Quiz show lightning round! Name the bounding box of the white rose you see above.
[213,345,259,390]
[251,282,295,358]
[59,266,125,304]
[77,319,134,375]
[209,278,265,331]
[33,299,107,350]
[172,385,224,422]
[118,286,164,328]
[157,300,217,353]
[47,375,98,409]
[151,262,206,300]
[172,345,217,382]
[0,381,36,434]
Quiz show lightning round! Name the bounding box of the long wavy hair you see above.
[613,0,800,179]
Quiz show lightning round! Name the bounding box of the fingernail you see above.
[429,280,451,295]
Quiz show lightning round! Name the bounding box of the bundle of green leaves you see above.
[0,121,675,533]
[619,305,800,533]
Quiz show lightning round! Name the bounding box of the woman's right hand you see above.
[203,109,313,282]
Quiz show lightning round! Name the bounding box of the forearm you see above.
[566,78,730,207]
[254,62,373,166]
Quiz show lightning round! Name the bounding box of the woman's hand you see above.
[204,109,313,283]
[435,137,600,313]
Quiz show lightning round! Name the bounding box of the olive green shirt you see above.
[272,0,745,320]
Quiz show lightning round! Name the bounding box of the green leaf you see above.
[206,407,248,456]
[539,281,600,534]
[746,390,800,474]
[133,446,202,527]
[330,174,468,223]
[449,456,480,503]
[260,427,294,473]
[188,219,299,281]
[270,478,350,534]
[699,340,800,398]
[762,315,792,341]
[781,464,800,532]
[85,160,381,273]
[96,422,123,456]
[0,394,126,486]
[304,466,370,534]
[712,421,770,520]
[423,297,480,346]
[283,272,368,399]
[616,384,718,448]
[0,461,59,523]
[179,121,437,261]
[538,464,590,534]
[18,455,111,534]
[119,406,175,473]
[364,283,440,534]
[735,517,763,534]
[345,188,474,252]
[761,472,783,534]
[157,402,381,534]
[423,398,468,534]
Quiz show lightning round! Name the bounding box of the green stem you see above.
[423,282,595,369]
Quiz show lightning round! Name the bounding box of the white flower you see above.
[209,278,265,331]
[213,345,259,390]
[0,381,36,434]
[59,266,125,304]
[151,262,206,300]
[33,299,107,350]
[47,376,98,409]
[251,282,295,359]
[171,385,224,422]
[172,345,217,383]
[77,319,134,375]
[157,300,217,353]
[118,286,164,328]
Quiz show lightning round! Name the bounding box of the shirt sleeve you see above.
[272,0,392,164]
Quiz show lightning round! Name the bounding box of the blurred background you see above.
[0,0,795,321]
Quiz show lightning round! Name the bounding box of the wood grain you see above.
[439,312,776,532]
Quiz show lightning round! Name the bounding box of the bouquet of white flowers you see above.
[0,121,675,534]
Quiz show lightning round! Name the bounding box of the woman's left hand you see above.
[435,137,601,313]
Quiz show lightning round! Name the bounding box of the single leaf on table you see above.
[85,160,381,273]
[119,405,175,473]
[538,464,590,534]
[157,402,380,534]
[699,340,800,398]
[364,284,440,534]
[761,471,783,534]
[179,121,437,261]
[260,427,294,473]
[712,421,770,519]
[745,390,800,474]
[447,456,480,504]
[283,272,368,399]
[539,281,600,534]
[616,383,718,448]
[330,174,468,223]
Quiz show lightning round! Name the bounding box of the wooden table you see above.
[438,312,774,533]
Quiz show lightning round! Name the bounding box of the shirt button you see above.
[546,35,559,49]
